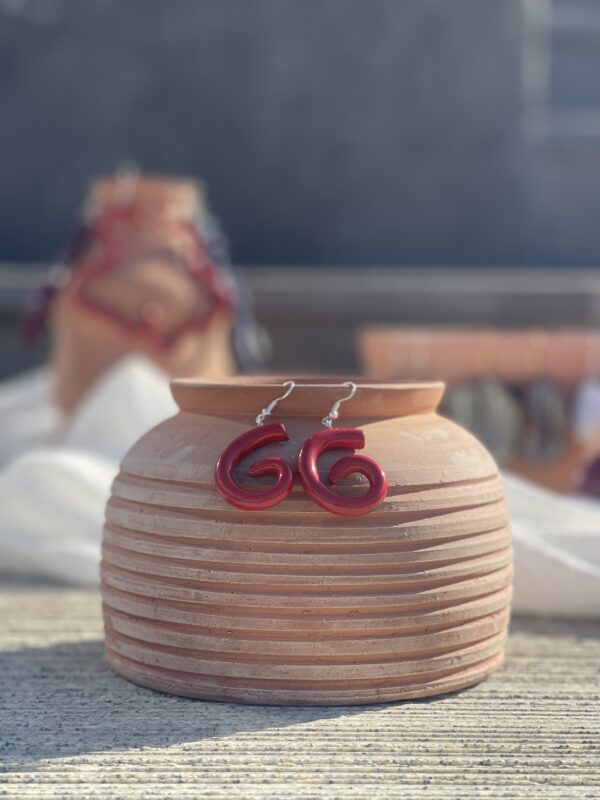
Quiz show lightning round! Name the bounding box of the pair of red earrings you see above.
[215,382,388,517]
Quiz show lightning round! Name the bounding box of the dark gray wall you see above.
[1,0,600,267]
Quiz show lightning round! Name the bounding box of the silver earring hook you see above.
[322,382,357,429]
[255,381,296,426]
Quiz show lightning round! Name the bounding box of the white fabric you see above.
[0,367,64,469]
[504,474,600,618]
[0,358,177,585]
[0,358,599,619]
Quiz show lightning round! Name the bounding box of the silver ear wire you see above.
[255,381,296,426]
[322,382,357,429]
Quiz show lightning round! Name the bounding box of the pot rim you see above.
[171,376,445,418]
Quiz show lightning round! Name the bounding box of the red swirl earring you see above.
[297,382,388,516]
[215,381,296,510]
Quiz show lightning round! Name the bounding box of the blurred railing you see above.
[2,264,600,377]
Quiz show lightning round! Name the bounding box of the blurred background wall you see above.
[2,0,600,379]
[2,0,600,268]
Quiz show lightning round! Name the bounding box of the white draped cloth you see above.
[0,358,599,618]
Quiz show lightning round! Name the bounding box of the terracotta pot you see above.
[101,378,512,705]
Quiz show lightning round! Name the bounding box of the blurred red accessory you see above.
[23,191,236,349]
[65,203,235,351]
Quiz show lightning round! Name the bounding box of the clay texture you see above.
[101,378,512,705]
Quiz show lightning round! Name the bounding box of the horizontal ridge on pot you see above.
[101,377,512,705]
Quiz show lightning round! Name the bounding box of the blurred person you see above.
[0,169,269,582]
[0,169,266,466]
[26,168,264,411]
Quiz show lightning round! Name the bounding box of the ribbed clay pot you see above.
[101,378,512,705]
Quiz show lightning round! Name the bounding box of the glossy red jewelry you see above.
[215,382,296,511]
[297,428,388,516]
[214,381,388,516]
[215,423,294,511]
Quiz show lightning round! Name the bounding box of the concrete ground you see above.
[0,582,599,799]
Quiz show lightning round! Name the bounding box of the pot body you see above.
[101,378,512,705]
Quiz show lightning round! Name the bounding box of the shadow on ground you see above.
[4,616,597,769]
[0,639,378,769]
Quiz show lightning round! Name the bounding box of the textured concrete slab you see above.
[0,582,599,798]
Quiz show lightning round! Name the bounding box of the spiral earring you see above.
[215,381,296,510]
[297,382,388,516]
